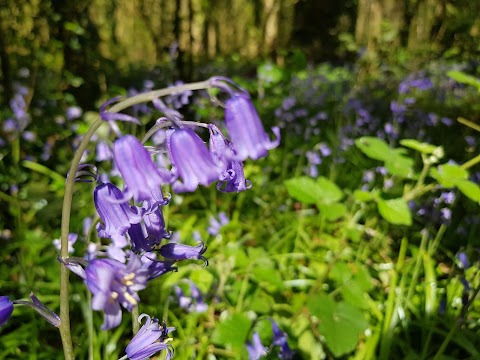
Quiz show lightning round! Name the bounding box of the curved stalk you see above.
[58,80,211,359]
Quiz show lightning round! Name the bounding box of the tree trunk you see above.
[0,12,13,106]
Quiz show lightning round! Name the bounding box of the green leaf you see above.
[355,137,394,161]
[285,177,323,204]
[316,177,344,204]
[285,176,343,204]
[318,203,347,221]
[308,294,368,357]
[400,139,439,155]
[248,289,274,313]
[430,164,469,187]
[377,198,412,225]
[385,151,414,178]
[448,70,480,92]
[252,266,284,290]
[456,180,480,203]
[354,190,374,202]
[212,313,252,352]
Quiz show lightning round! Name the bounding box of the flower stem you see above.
[58,79,212,359]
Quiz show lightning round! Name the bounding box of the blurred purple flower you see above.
[271,319,294,359]
[53,233,78,254]
[96,141,113,162]
[457,252,470,269]
[247,332,267,360]
[66,106,83,120]
[207,212,230,236]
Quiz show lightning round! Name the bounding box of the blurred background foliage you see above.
[1,1,480,359]
[1,0,480,109]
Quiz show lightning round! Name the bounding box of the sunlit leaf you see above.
[355,137,393,161]
[377,198,412,225]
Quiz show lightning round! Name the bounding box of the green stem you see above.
[131,306,140,334]
[379,236,408,360]
[461,153,480,170]
[58,80,212,359]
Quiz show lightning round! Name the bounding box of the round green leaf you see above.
[377,198,412,225]
[355,137,393,161]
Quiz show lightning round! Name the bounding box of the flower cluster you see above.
[59,77,278,359]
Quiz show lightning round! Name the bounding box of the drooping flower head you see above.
[211,80,279,161]
[0,296,14,326]
[159,241,208,265]
[113,135,170,209]
[166,128,221,192]
[94,182,143,247]
[125,314,175,360]
[208,124,251,193]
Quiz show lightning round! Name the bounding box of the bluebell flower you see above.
[94,183,143,247]
[144,206,170,242]
[114,135,171,209]
[100,98,140,124]
[270,319,294,359]
[66,106,83,120]
[26,293,61,327]
[188,281,208,313]
[224,92,280,161]
[159,241,208,265]
[140,253,177,280]
[125,314,175,360]
[457,252,470,269]
[96,141,113,162]
[53,233,78,254]
[166,128,221,193]
[128,213,169,253]
[207,212,230,236]
[174,286,192,310]
[165,80,193,109]
[84,254,149,330]
[0,296,14,326]
[8,293,60,327]
[246,332,267,360]
[217,160,252,193]
[209,125,251,193]
[174,281,208,313]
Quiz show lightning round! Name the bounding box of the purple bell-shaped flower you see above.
[224,92,280,161]
[113,135,170,209]
[94,183,143,247]
[166,128,221,192]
